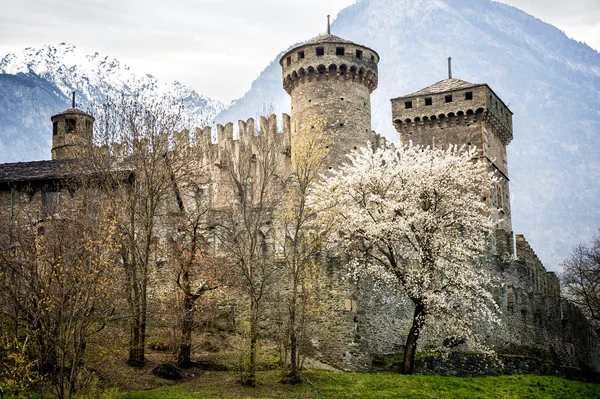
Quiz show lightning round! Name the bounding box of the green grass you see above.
[117,370,600,399]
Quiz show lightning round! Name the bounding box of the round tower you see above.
[280,32,379,169]
[51,93,94,160]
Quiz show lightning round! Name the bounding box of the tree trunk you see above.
[402,300,425,374]
[178,292,194,367]
[286,278,301,384]
[128,319,145,366]
[245,293,257,387]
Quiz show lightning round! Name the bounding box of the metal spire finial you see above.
[327,15,331,35]
[448,57,452,79]
[72,91,76,108]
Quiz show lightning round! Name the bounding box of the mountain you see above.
[0,43,224,162]
[215,0,600,270]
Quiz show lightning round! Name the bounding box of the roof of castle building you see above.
[400,78,483,98]
[308,34,356,45]
[51,108,94,119]
[0,160,70,183]
[280,33,379,65]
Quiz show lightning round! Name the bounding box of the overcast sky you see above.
[0,0,598,103]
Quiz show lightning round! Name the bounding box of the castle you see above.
[0,30,598,373]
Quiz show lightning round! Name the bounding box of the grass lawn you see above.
[118,370,600,399]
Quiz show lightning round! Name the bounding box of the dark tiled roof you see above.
[401,78,482,97]
[0,160,70,182]
[51,108,94,119]
[308,34,355,45]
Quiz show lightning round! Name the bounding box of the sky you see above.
[0,0,598,104]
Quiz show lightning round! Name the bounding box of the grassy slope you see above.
[118,370,600,399]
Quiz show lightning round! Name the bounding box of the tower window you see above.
[42,190,61,217]
[497,184,504,209]
[66,118,76,133]
[339,123,344,127]
[465,91,473,100]
[356,49,363,59]
[371,54,375,61]
[298,51,305,59]
[404,101,413,109]
[286,56,291,66]
[445,95,453,103]
[53,122,58,136]
[316,47,325,56]
[336,47,344,56]
[425,98,433,106]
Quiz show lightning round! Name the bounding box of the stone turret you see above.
[391,76,514,254]
[51,93,94,160]
[280,32,379,169]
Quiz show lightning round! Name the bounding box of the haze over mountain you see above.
[215,0,600,270]
[0,43,224,163]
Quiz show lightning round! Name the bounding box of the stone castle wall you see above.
[489,235,600,370]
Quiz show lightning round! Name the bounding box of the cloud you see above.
[0,0,597,103]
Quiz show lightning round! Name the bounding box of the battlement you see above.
[515,234,561,297]
[283,62,378,94]
[109,113,292,164]
[394,108,485,130]
[281,37,378,95]
[392,82,513,146]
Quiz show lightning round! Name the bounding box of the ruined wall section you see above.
[493,235,600,371]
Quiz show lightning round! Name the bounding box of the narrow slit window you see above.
[425,98,433,106]
[66,118,76,133]
[316,47,325,56]
[286,56,291,66]
[53,122,58,136]
[405,101,413,109]
[336,47,344,56]
[371,54,375,61]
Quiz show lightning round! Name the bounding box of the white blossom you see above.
[313,142,502,371]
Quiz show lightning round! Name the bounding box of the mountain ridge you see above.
[0,43,225,163]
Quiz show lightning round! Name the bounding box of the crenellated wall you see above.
[489,234,600,370]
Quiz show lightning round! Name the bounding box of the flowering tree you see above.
[314,143,501,374]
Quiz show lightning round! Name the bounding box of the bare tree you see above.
[169,207,229,367]
[275,115,335,383]
[215,117,286,387]
[560,230,600,334]
[85,95,194,366]
[0,183,121,399]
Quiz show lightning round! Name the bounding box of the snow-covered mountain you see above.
[0,43,224,162]
[215,0,600,271]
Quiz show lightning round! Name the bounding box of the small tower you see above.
[51,92,94,160]
[280,24,379,169]
[390,69,514,255]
